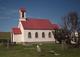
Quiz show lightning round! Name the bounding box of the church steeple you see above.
[19,8,26,21]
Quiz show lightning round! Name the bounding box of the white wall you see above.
[23,30,55,42]
[13,34,22,42]
[13,21,55,43]
[18,21,25,42]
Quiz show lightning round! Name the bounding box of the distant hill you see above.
[0,32,10,39]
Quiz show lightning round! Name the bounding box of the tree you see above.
[53,29,66,43]
[62,11,80,47]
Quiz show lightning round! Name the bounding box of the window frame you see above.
[48,32,51,38]
[42,32,45,38]
[35,32,38,38]
[28,32,31,38]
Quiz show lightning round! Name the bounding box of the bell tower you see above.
[19,8,26,21]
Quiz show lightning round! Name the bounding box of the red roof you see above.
[12,28,21,34]
[21,18,59,30]
[20,8,26,12]
[52,24,59,30]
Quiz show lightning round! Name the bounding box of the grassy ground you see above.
[0,32,10,39]
[0,43,80,57]
[0,32,80,57]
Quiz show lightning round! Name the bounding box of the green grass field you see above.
[0,43,80,57]
[0,32,10,39]
[0,32,80,57]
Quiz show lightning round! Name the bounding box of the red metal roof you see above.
[12,28,21,34]
[21,18,59,30]
[20,8,26,12]
[52,24,59,30]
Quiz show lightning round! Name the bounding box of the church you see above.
[11,8,59,44]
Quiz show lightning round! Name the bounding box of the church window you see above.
[28,32,31,38]
[42,32,45,38]
[48,32,51,38]
[35,32,38,38]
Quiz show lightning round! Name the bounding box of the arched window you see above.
[35,32,38,38]
[28,32,31,38]
[48,32,51,38]
[22,12,24,18]
[42,32,45,38]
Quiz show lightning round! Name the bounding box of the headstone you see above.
[49,50,60,55]
[75,31,78,37]
[36,45,41,52]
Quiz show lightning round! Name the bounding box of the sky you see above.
[0,0,80,32]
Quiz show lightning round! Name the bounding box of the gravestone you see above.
[36,45,41,52]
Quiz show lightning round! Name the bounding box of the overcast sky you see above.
[0,0,80,32]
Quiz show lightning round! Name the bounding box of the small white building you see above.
[11,8,59,44]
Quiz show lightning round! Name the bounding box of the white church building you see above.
[11,8,59,44]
